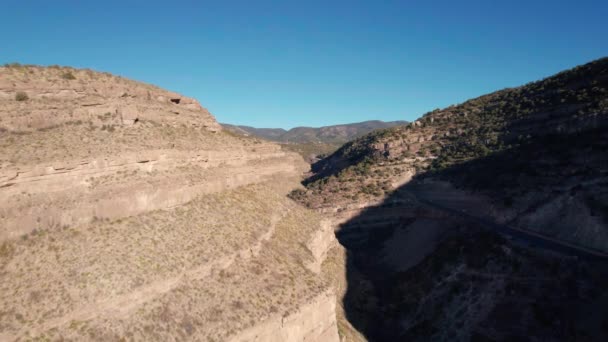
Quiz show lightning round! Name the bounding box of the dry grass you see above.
[0,184,329,340]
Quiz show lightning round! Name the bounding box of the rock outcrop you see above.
[0,65,221,132]
[0,146,304,241]
[229,290,339,342]
[0,65,339,341]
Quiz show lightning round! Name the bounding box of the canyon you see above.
[2,57,608,342]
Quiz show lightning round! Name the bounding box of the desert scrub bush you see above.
[288,189,306,201]
[3,62,24,68]
[15,91,29,101]
[0,242,14,260]
[100,124,116,132]
[61,71,76,80]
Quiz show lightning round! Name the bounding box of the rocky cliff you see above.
[0,64,339,341]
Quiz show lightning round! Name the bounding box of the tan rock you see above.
[119,104,140,125]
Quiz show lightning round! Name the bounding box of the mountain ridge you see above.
[222,120,408,144]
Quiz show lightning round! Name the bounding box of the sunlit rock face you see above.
[0,65,339,342]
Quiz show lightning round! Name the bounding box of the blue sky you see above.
[2,1,607,128]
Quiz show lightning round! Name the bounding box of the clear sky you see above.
[2,1,607,128]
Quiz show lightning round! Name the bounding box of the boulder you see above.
[119,105,140,125]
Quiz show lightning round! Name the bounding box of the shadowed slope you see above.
[292,57,608,341]
[336,160,608,341]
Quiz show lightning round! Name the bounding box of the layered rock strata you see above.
[0,65,339,341]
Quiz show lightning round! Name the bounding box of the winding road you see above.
[413,194,608,261]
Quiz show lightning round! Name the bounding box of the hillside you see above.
[291,57,608,340]
[293,57,608,251]
[0,64,339,341]
[222,120,408,144]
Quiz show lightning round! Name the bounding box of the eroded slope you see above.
[0,65,339,341]
[0,184,338,341]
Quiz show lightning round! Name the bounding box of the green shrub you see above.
[15,91,29,101]
[3,62,22,68]
[61,71,76,80]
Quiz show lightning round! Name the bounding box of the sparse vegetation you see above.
[4,62,25,68]
[0,184,328,340]
[294,57,608,209]
[61,71,76,80]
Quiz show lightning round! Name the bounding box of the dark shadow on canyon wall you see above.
[336,129,608,341]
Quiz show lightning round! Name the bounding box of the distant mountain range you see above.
[221,120,408,145]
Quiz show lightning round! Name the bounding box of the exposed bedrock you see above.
[0,148,305,241]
